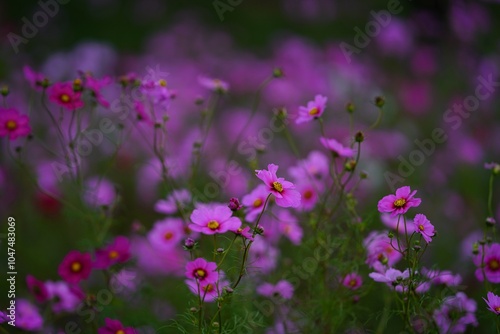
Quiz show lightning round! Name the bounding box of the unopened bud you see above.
[346,102,355,113]
[345,159,357,171]
[355,131,364,143]
[273,68,284,78]
[486,217,496,227]
[1,85,9,96]
[374,96,385,108]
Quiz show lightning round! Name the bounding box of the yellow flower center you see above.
[109,250,119,259]
[116,330,125,334]
[196,269,206,278]
[303,190,313,199]
[253,198,263,207]
[418,224,425,231]
[308,107,319,116]
[495,306,500,312]
[158,79,167,87]
[273,181,283,193]
[6,120,17,130]
[203,284,214,292]
[164,232,173,240]
[207,220,219,230]
[60,94,70,103]
[237,228,243,233]
[349,279,357,287]
[73,78,82,86]
[71,261,82,272]
[489,259,499,270]
[393,198,406,208]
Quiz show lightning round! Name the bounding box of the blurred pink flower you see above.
[26,275,49,303]
[241,184,269,221]
[0,108,31,140]
[473,243,500,283]
[94,236,131,269]
[98,318,135,334]
[320,137,354,158]
[45,281,84,313]
[342,273,363,290]
[256,280,294,300]
[48,82,84,110]
[147,218,185,251]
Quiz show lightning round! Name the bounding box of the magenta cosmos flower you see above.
[58,250,92,284]
[377,186,422,217]
[185,258,218,283]
[94,236,131,269]
[484,291,500,315]
[0,108,31,140]
[98,318,135,334]
[320,137,354,158]
[185,276,229,302]
[433,292,477,334]
[48,82,84,110]
[147,218,185,251]
[189,204,241,235]
[256,280,294,300]
[473,243,500,283]
[296,94,327,124]
[342,272,363,290]
[413,213,435,243]
[255,164,301,208]
[241,184,269,221]
[26,275,49,303]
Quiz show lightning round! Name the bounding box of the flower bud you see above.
[346,102,355,113]
[217,247,224,254]
[472,242,479,255]
[1,85,9,97]
[374,96,385,108]
[228,197,242,211]
[183,238,196,250]
[354,131,364,143]
[388,231,394,239]
[344,159,357,172]
[273,67,284,78]
[486,217,496,227]
[359,171,368,179]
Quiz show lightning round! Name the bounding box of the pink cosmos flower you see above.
[473,243,500,283]
[154,189,191,215]
[413,213,435,243]
[433,292,477,334]
[484,291,500,315]
[320,137,354,158]
[277,210,303,245]
[98,318,135,334]
[233,225,254,241]
[342,273,363,290]
[45,281,84,313]
[26,275,49,303]
[84,75,112,108]
[185,258,219,283]
[256,280,294,300]
[94,236,131,269]
[198,76,229,93]
[147,218,185,251]
[58,250,92,284]
[241,184,269,221]
[377,186,422,217]
[364,231,402,270]
[249,238,279,274]
[23,65,47,90]
[288,150,329,184]
[189,204,241,235]
[422,268,462,287]
[369,268,410,285]
[255,164,301,208]
[83,177,116,208]
[134,100,154,124]
[295,182,319,211]
[48,82,84,110]
[185,276,230,302]
[14,299,43,331]
[0,108,31,140]
[296,94,327,124]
